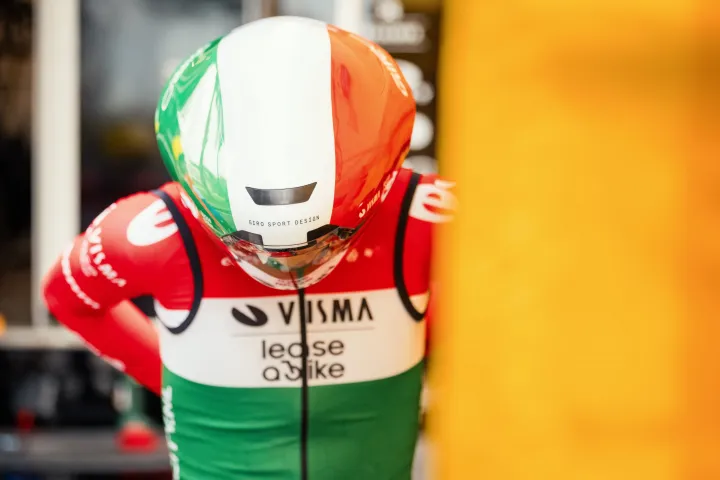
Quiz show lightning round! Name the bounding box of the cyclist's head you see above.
[155,16,415,290]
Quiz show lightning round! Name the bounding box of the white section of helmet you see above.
[216,17,337,248]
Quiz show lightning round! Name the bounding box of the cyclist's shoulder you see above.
[93,182,180,224]
[381,169,456,289]
[387,168,456,227]
[84,183,186,264]
[43,183,191,312]
[370,168,455,247]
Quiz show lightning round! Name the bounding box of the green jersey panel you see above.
[163,363,424,480]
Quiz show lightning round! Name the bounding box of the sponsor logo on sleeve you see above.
[126,199,179,247]
[61,245,101,310]
[409,178,456,223]
[78,203,127,287]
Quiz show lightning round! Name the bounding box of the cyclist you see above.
[43,16,455,480]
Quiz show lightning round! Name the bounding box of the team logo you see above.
[409,179,456,223]
[126,199,179,246]
[232,305,269,327]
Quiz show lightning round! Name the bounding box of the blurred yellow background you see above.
[433,0,720,478]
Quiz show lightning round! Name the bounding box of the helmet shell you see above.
[155,16,415,250]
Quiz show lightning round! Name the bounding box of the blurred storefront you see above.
[0,0,32,329]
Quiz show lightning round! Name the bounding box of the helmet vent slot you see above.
[245,182,317,206]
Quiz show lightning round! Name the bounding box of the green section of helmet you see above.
[155,37,237,237]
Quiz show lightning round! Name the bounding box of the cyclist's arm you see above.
[42,192,186,395]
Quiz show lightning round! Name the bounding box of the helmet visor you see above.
[221,226,356,286]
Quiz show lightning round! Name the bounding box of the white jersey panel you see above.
[156,289,427,388]
[217,17,336,246]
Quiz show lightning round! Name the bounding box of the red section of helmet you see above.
[326,26,416,229]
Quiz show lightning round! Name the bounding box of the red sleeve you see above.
[403,173,456,352]
[42,190,188,394]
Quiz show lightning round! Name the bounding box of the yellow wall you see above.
[431,1,720,478]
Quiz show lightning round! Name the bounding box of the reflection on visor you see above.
[220,225,357,278]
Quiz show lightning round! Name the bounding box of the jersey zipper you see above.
[298,288,309,480]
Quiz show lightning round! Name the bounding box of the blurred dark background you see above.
[0,0,440,478]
